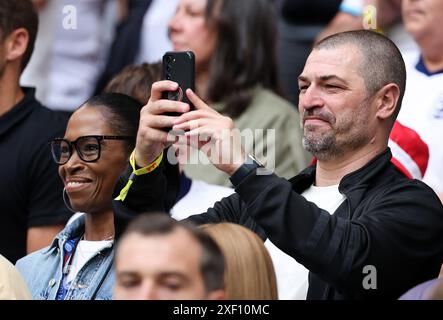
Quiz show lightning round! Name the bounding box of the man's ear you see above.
[374,83,400,121]
[5,28,29,64]
[207,289,225,300]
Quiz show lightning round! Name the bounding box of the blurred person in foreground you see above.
[201,223,278,299]
[0,254,31,300]
[114,213,225,300]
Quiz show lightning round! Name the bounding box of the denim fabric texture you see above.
[16,214,115,300]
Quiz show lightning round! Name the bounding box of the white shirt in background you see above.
[20,0,63,102]
[396,52,443,194]
[171,180,234,220]
[135,0,180,64]
[45,0,117,111]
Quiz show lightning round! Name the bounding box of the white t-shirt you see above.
[171,180,234,220]
[396,52,443,194]
[135,0,180,64]
[45,0,116,111]
[64,239,113,287]
[20,0,62,102]
[265,184,346,300]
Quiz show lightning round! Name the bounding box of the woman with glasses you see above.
[15,93,143,300]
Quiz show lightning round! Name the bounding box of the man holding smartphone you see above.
[118,30,443,299]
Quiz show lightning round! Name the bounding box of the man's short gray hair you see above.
[314,30,406,121]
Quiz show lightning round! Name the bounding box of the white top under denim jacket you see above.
[15,214,115,300]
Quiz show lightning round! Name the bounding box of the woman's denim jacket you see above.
[16,215,115,300]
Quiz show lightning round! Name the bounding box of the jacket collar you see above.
[44,213,86,253]
[289,148,393,196]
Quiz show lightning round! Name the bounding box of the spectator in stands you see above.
[20,0,61,105]
[315,1,429,185]
[0,0,72,263]
[95,0,179,94]
[316,0,417,53]
[104,62,162,105]
[22,0,118,113]
[167,0,310,186]
[16,93,146,300]
[120,30,443,299]
[201,223,278,299]
[0,254,31,300]
[277,0,341,105]
[114,213,225,300]
[396,0,443,202]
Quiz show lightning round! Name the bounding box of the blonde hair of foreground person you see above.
[200,223,278,300]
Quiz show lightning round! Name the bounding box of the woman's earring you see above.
[63,187,76,213]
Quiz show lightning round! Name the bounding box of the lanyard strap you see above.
[55,236,81,300]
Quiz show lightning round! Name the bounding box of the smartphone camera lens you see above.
[168,87,183,102]
[165,55,172,63]
[166,73,171,80]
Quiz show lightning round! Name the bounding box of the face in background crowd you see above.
[58,106,129,215]
[0,0,38,76]
[402,0,443,42]
[168,0,218,75]
[114,217,225,300]
[167,0,279,120]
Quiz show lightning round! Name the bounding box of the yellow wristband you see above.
[115,151,163,201]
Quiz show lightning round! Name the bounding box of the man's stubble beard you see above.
[302,102,372,162]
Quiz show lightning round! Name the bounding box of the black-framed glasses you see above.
[50,135,133,165]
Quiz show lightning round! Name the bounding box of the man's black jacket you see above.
[116,148,443,299]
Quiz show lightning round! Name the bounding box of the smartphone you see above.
[161,51,195,133]
[162,51,195,112]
